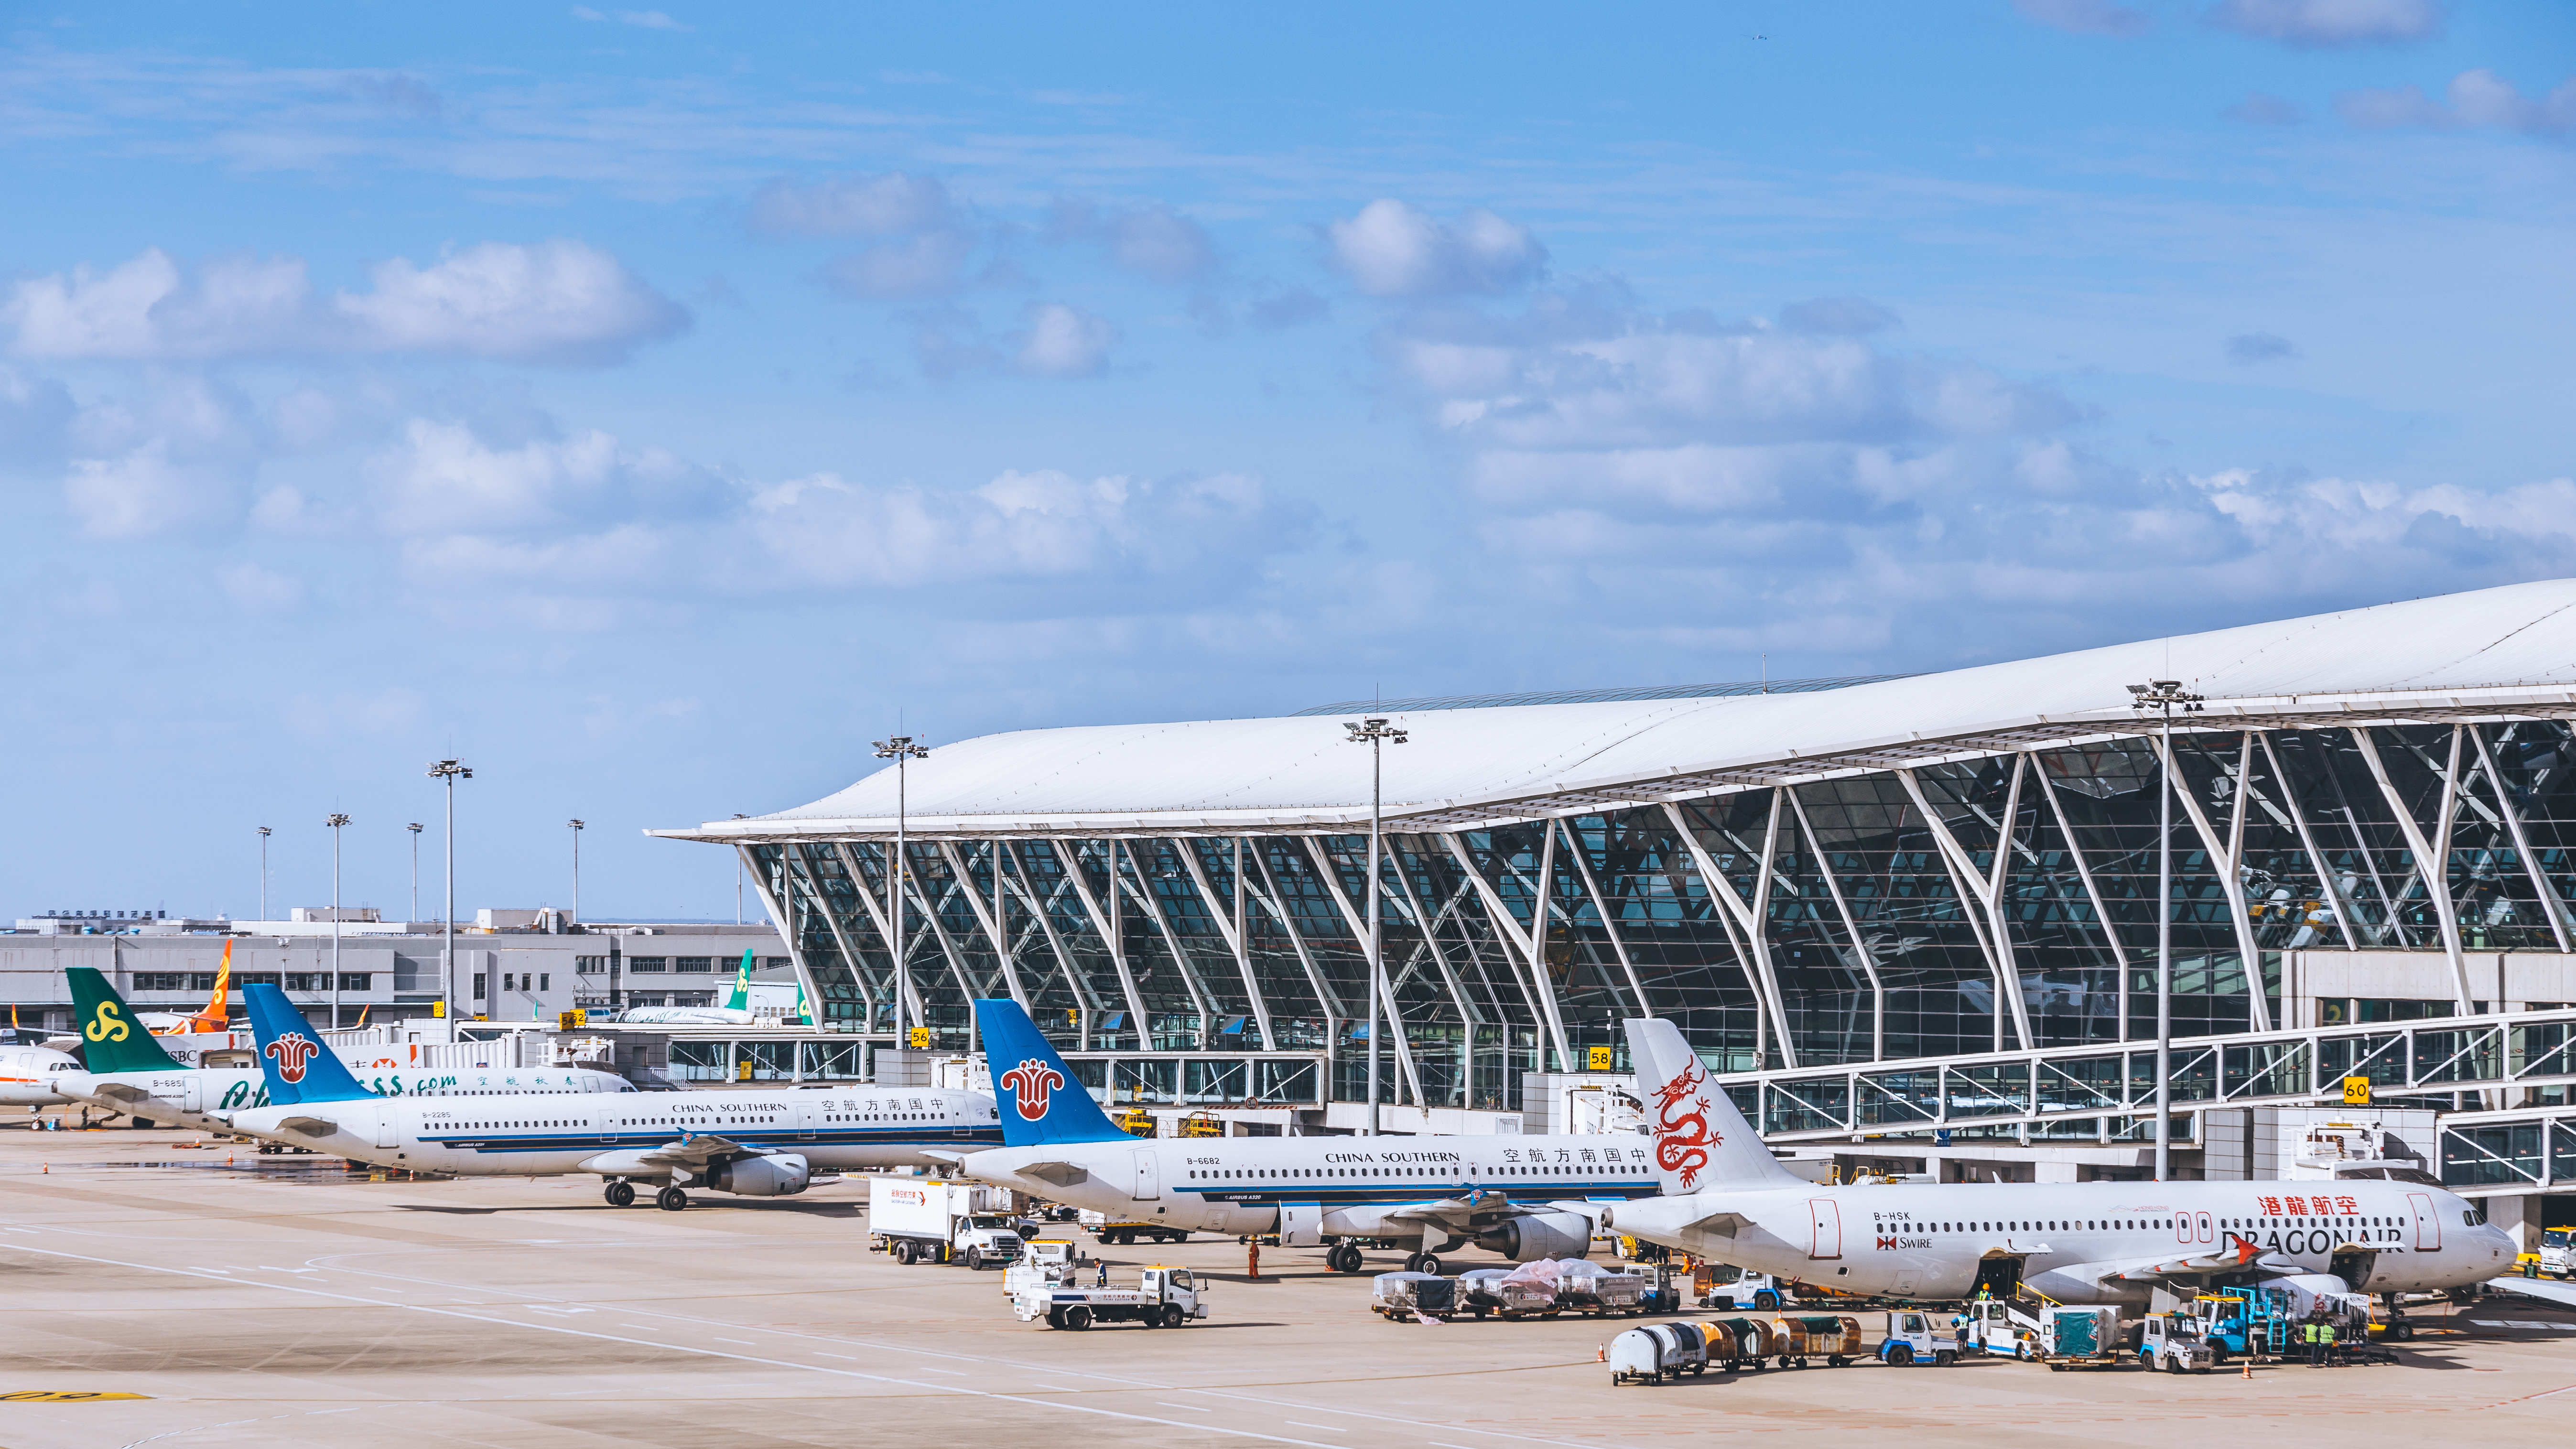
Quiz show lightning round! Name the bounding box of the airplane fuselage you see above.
[227,1084,1003,1185]
[964,1132,1667,1248]
[1,1046,81,1106]
[1600,1176,2516,1304]
[62,1065,632,1134]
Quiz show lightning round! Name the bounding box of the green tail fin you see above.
[65,968,186,1073]
[725,949,754,1012]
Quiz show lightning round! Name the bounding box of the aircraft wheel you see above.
[656,1186,688,1211]
[1062,1306,1093,1331]
[1337,1244,1365,1273]
[1418,1254,1442,1276]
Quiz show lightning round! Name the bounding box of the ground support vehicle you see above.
[1708,1316,1781,1369]
[1077,1207,1191,1246]
[2038,1306,2128,1370]
[2537,1227,2573,1278]
[1014,1265,1208,1330]
[1957,1298,2043,1361]
[1609,1322,1744,1384]
[1456,1268,1561,1319]
[2194,1287,2292,1362]
[2139,1312,2217,1374]
[869,1178,1025,1268]
[1877,1310,1959,1366]
[1372,1271,1462,1321]
[1770,1315,1864,1368]
[1003,1239,1080,1298]
[1696,1265,1792,1311]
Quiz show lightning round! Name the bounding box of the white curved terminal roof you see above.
[659,580,2576,843]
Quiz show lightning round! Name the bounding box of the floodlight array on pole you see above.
[2128,679,2203,1182]
[326,813,350,1029]
[568,819,585,928]
[873,735,931,1044]
[257,826,271,923]
[1344,715,1409,1136]
[427,759,473,1020]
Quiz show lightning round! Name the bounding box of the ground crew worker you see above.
[2303,1315,2323,1366]
[1247,1239,1260,1281]
[1095,1260,1109,1287]
[2320,1319,2338,1365]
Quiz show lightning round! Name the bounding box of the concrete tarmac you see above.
[5,1122,2575,1449]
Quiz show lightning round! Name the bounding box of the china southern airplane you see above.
[1589,1016,2516,1336]
[953,998,1679,1275]
[51,969,629,1133]
[216,984,1003,1209]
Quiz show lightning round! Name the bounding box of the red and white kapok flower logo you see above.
[266,1031,320,1084]
[999,1058,1067,1121]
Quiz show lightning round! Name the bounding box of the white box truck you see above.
[869,1178,1025,1268]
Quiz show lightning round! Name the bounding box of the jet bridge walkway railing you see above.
[1719,1006,2576,1144]
[2429,1103,2576,1198]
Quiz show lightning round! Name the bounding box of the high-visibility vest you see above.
[2321,1326,2337,1343]
[2303,1323,2320,1342]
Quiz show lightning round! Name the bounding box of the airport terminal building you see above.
[661,582,2576,1223]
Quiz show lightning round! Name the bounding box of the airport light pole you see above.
[2129,680,2203,1181]
[257,826,271,923]
[568,819,584,927]
[326,813,350,1029]
[1344,716,1408,1136]
[873,736,930,1045]
[428,759,473,1022]
[407,822,422,922]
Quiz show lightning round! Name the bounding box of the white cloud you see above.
[571,6,691,30]
[337,240,690,365]
[218,561,305,612]
[2338,69,2576,136]
[819,232,976,300]
[1049,201,1215,283]
[368,417,719,536]
[2,241,688,366]
[1328,200,1545,298]
[750,173,954,238]
[2211,0,2443,48]
[63,441,245,539]
[1014,303,1116,378]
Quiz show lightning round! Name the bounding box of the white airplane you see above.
[1591,1015,2517,1335]
[51,967,631,1134]
[606,950,801,1026]
[951,998,1681,1275]
[216,983,1003,1209]
[1,1041,82,1110]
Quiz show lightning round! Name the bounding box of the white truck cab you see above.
[1700,1267,1793,1311]
[1957,1298,2041,1360]
[1014,1265,1209,1330]
[869,1178,1025,1269]
[2140,1312,2216,1374]
[2540,1226,2573,1279]
[1878,1310,1959,1366]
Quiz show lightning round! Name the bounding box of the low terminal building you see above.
[655,580,2576,1245]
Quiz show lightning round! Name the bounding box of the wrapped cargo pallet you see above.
[1370,1271,1459,1321]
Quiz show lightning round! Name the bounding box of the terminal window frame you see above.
[628,957,669,973]
[676,956,714,973]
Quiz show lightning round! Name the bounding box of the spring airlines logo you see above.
[85,1002,130,1043]
[1000,1059,1067,1121]
[1650,1058,1720,1191]
[265,1032,321,1085]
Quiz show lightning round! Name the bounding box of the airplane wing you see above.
[596,1133,764,1169]
[1383,1189,1567,1231]
[81,1081,156,1104]
[2094,1233,2298,1285]
[1557,1197,1759,1238]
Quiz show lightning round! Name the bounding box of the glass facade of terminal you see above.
[747,720,2576,1112]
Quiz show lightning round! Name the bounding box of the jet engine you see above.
[1475,1211,1593,1263]
[707,1153,811,1197]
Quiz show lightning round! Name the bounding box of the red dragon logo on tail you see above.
[1650,1057,1720,1190]
[999,1059,1067,1122]
[266,1031,320,1085]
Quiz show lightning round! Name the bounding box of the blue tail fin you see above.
[974,998,1131,1147]
[243,984,373,1104]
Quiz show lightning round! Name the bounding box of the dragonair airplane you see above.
[952,998,1682,1275]
[1587,1016,2515,1335]
[216,983,1004,1209]
[1,1041,82,1110]
[51,968,630,1133]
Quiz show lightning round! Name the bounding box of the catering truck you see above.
[869,1178,1025,1268]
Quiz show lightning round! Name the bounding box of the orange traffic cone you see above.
[1596,1344,1606,1362]
[2240,1359,2252,1379]
[40,1163,47,1174]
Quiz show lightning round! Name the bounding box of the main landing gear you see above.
[1327,1244,1365,1274]
[1403,1252,1444,1276]
[657,1186,690,1211]
[604,1181,636,1208]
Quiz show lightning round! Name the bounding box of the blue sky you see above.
[2,0,2569,921]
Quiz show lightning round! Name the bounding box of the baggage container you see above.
[1707,1315,1780,1369]
[1457,1267,1560,1319]
[1611,1322,1720,1384]
[1371,1270,1461,1320]
[2039,1306,2128,1370]
[1555,1260,1647,1317]
[1771,1314,1864,1368]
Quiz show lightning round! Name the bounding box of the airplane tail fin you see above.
[725,950,753,1013]
[187,938,235,1033]
[973,998,1133,1147]
[65,968,185,1073]
[243,984,372,1103]
[1623,1015,1799,1191]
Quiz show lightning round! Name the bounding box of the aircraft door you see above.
[796,1101,816,1142]
[372,1104,400,1151]
[181,1079,201,1114]
[2407,1192,2440,1251]
[1130,1148,1160,1201]
[2195,1211,2213,1244]
[1807,1198,1841,1259]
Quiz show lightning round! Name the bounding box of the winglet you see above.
[973,998,1132,1147]
[243,984,373,1104]
[65,968,185,1074]
[1623,1015,1800,1189]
